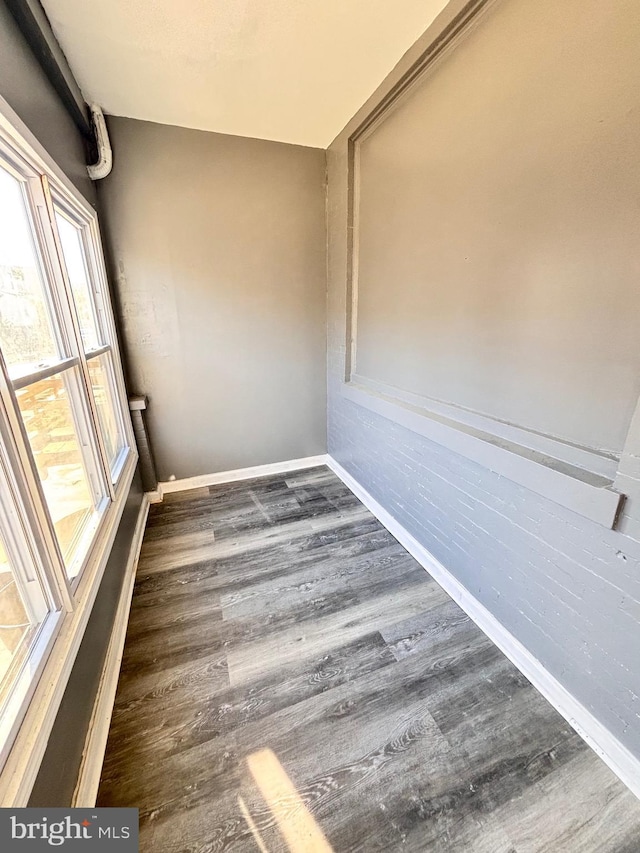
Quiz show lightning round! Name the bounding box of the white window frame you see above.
[51,189,131,487]
[0,94,138,805]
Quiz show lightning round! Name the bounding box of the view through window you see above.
[0,117,134,773]
[0,531,37,707]
[0,164,106,579]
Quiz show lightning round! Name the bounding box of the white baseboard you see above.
[72,454,640,805]
[327,456,640,801]
[157,454,329,496]
[72,494,150,807]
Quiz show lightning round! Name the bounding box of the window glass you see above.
[0,532,38,707]
[15,369,104,577]
[55,212,101,352]
[0,113,133,772]
[88,352,124,471]
[0,166,61,379]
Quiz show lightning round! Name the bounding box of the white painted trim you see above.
[342,382,623,529]
[0,94,95,214]
[350,374,619,480]
[159,455,329,495]
[327,456,640,801]
[72,495,150,807]
[0,93,140,801]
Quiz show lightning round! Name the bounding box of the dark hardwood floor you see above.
[97,466,640,852]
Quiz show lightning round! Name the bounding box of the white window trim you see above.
[0,94,138,805]
[0,451,136,806]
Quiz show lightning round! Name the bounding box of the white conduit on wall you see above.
[87,104,112,180]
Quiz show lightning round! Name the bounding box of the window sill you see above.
[341,379,624,528]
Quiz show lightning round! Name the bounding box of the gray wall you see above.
[0,0,143,805]
[327,0,640,759]
[98,118,327,481]
[0,1,95,203]
[354,0,640,454]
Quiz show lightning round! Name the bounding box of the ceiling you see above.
[40,0,450,148]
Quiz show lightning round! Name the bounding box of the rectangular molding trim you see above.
[341,0,637,533]
[326,455,640,802]
[342,381,624,529]
[72,494,150,807]
[349,375,619,481]
[157,455,330,497]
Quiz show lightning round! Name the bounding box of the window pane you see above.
[88,351,124,473]
[16,369,105,578]
[0,165,61,380]
[0,533,38,707]
[55,213,101,352]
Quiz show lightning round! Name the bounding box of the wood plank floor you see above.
[97,466,640,852]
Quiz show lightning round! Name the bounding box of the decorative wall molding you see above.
[342,381,623,529]
[327,456,640,802]
[341,0,635,528]
[350,374,618,480]
[72,494,150,807]
[614,398,640,542]
[345,0,496,382]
